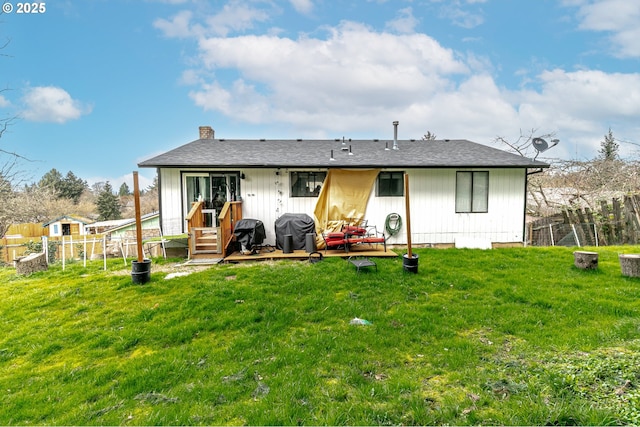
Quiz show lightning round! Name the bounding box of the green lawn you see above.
[1,247,640,425]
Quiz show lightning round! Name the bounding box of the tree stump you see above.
[619,254,640,278]
[14,252,48,275]
[573,251,599,270]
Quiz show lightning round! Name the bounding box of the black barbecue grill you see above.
[233,218,267,254]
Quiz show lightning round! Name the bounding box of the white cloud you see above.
[204,1,271,36]
[437,0,485,29]
[155,0,272,38]
[154,10,198,38]
[161,4,640,161]
[289,0,313,15]
[509,69,640,158]
[385,7,419,34]
[21,86,91,123]
[186,21,470,131]
[573,0,640,58]
[0,95,10,108]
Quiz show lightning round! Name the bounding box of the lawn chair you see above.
[322,231,348,253]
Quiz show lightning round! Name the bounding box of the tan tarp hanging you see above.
[314,169,380,247]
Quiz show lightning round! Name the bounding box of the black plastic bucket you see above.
[403,253,419,274]
[131,259,152,284]
[305,233,316,253]
[283,234,293,254]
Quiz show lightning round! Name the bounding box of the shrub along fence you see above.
[528,194,640,247]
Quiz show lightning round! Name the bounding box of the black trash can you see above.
[131,259,152,284]
[402,253,419,274]
[305,233,317,253]
[283,234,293,254]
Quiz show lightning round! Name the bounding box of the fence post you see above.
[42,236,48,264]
[572,224,580,247]
[62,236,65,270]
[549,224,555,246]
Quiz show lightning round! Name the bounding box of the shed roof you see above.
[43,215,92,227]
[138,138,549,169]
[102,212,159,234]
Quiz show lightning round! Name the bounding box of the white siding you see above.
[242,168,320,244]
[158,167,527,245]
[365,168,525,245]
[159,168,183,236]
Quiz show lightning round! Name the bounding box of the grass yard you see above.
[1,246,640,425]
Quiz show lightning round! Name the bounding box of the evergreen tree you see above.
[38,169,87,203]
[145,174,158,194]
[59,171,88,204]
[598,128,619,161]
[38,168,64,194]
[96,181,121,221]
[118,182,131,196]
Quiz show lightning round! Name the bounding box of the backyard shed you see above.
[43,215,91,237]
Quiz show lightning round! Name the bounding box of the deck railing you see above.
[219,201,243,256]
[186,200,242,258]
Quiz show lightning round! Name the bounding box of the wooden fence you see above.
[5,222,47,238]
[528,194,640,247]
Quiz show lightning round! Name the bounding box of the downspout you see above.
[156,167,164,234]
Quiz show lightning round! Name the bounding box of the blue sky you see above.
[1,0,639,190]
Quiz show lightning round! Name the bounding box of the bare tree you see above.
[505,128,640,216]
[493,128,562,216]
[493,128,557,159]
[422,131,437,141]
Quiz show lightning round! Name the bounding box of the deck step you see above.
[197,234,218,240]
[196,245,218,250]
[193,250,219,254]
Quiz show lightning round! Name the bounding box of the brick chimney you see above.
[199,126,215,140]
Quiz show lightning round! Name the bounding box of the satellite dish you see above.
[532,137,559,154]
[532,137,548,152]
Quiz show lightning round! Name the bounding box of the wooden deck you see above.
[224,245,397,263]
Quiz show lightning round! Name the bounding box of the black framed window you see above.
[377,172,404,197]
[456,171,489,213]
[290,172,326,197]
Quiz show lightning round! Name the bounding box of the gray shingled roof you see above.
[138,138,549,169]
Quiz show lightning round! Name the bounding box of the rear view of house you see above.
[139,124,548,254]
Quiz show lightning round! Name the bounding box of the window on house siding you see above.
[456,171,489,213]
[377,172,404,197]
[290,172,326,197]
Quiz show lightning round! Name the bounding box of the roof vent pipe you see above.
[392,121,399,150]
